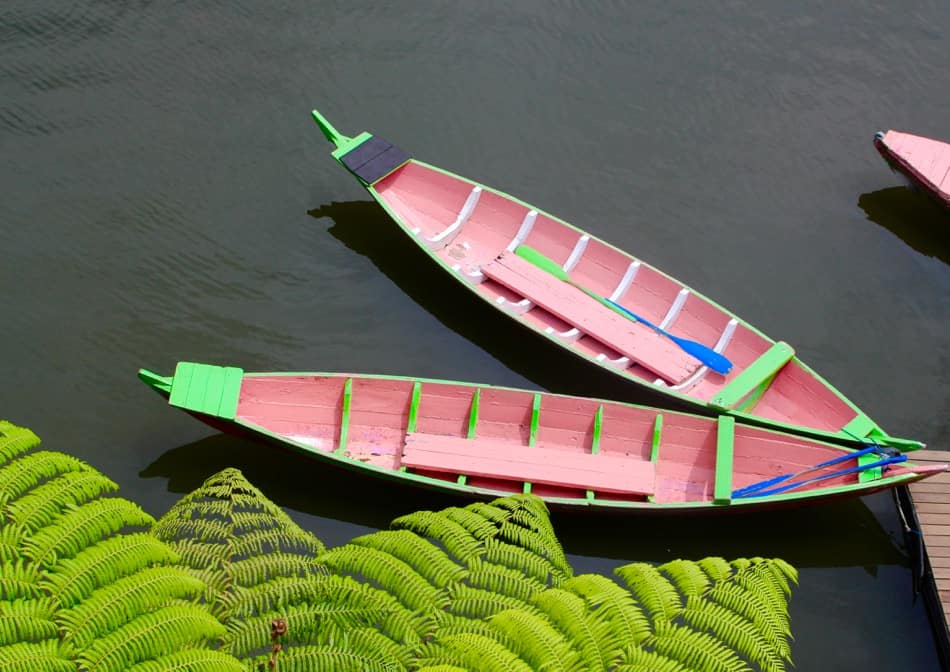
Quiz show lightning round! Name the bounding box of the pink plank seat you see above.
[480,252,701,384]
[401,433,655,496]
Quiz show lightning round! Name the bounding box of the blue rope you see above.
[734,454,907,498]
[731,445,882,498]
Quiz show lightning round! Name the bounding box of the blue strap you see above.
[735,454,907,498]
[732,445,882,498]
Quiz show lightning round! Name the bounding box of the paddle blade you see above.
[514,245,570,281]
[672,337,733,375]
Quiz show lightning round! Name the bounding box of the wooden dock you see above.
[902,449,950,668]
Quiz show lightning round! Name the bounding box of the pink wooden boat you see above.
[138,363,945,514]
[309,107,924,451]
[874,130,950,208]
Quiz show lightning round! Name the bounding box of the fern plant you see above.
[0,420,242,671]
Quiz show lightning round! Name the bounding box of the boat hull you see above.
[139,363,943,515]
[874,130,950,209]
[312,109,923,451]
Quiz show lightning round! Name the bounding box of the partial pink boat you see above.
[139,363,946,514]
[874,130,950,209]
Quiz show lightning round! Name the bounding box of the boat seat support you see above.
[709,341,795,410]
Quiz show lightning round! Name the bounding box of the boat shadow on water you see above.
[858,187,950,265]
[141,431,910,571]
[306,200,698,412]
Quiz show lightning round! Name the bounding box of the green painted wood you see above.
[335,378,353,455]
[714,416,736,504]
[651,414,663,463]
[529,393,541,447]
[710,341,795,410]
[467,388,480,439]
[407,381,422,433]
[841,412,876,441]
[168,362,242,420]
[858,451,883,483]
[591,405,604,455]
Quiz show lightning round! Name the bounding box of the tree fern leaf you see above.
[0,638,72,672]
[339,627,416,669]
[319,545,448,613]
[465,559,547,602]
[495,520,571,580]
[0,526,25,563]
[57,566,206,649]
[4,470,119,532]
[562,574,652,646]
[0,598,57,645]
[680,595,787,672]
[415,666,469,672]
[151,517,231,544]
[21,497,154,567]
[464,502,512,525]
[648,620,750,672]
[658,559,711,599]
[433,632,534,672]
[0,452,88,507]
[614,646,691,672]
[76,604,226,672]
[250,644,402,672]
[446,584,538,620]
[218,575,331,620]
[613,563,682,625]
[0,423,40,466]
[351,530,466,589]
[0,560,40,600]
[228,552,324,587]
[125,648,245,672]
[228,527,325,559]
[707,582,791,660]
[41,533,180,607]
[488,608,584,672]
[480,540,563,587]
[443,506,502,540]
[531,588,614,671]
[428,613,503,641]
[698,557,733,583]
[390,511,482,563]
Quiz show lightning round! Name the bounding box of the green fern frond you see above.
[707,582,791,660]
[614,646,691,672]
[218,575,331,620]
[21,497,154,567]
[488,608,583,672]
[647,620,750,672]
[319,545,448,613]
[0,451,89,507]
[4,470,119,532]
[151,517,231,544]
[464,502,512,525]
[681,595,787,672]
[531,588,614,671]
[390,511,483,563]
[613,563,682,625]
[57,566,206,649]
[427,613,502,641]
[443,506,502,540]
[229,527,324,559]
[480,539,564,587]
[496,520,571,578]
[445,584,539,620]
[249,644,402,672]
[0,560,40,600]
[698,557,733,583]
[658,559,711,599]
[76,604,227,672]
[351,530,466,589]
[415,666,469,672]
[338,627,416,669]
[0,638,72,672]
[0,598,57,646]
[562,574,652,646]
[433,632,534,672]
[465,559,547,602]
[41,533,180,607]
[0,526,25,563]
[125,648,245,672]
[0,422,40,467]
[228,553,325,588]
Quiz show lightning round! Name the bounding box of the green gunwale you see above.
[138,364,928,514]
[310,108,923,452]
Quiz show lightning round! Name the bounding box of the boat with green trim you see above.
[138,362,944,513]
[310,107,924,451]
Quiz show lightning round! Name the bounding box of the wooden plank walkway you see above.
[905,449,950,666]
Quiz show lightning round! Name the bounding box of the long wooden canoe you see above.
[310,108,924,450]
[874,130,950,209]
[138,363,944,513]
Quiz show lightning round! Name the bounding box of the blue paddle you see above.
[514,245,733,375]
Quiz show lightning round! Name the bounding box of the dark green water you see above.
[2,2,948,669]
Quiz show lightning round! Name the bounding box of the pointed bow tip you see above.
[311,108,351,149]
[137,368,173,394]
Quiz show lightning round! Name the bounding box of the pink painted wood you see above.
[481,252,700,383]
[372,162,869,438]
[402,433,655,495]
[876,130,950,204]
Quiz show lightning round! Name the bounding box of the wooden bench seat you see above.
[481,252,700,384]
[401,432,655,496]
